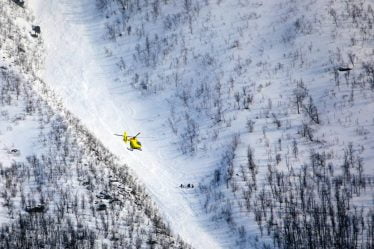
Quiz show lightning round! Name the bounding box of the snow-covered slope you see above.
[0,2,190,248]
[0,66,190,249]
[21,0,374,248]
[28,1,224,248]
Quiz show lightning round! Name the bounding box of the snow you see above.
[28,1,223,248]
[25,0,374,248]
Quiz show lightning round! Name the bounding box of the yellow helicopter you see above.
[115,132,142,151]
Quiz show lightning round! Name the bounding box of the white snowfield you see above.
[29,0,224,248]
[28,0,374,248]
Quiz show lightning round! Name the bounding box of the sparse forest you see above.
[96,0,374,248]
[0,1,190,248]
[1,0,373,248]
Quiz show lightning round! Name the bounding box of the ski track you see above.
[29,0,224,248]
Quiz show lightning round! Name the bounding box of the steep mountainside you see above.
[0,1,190,248]
[1,0,373,248]
[49,0,374,248]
